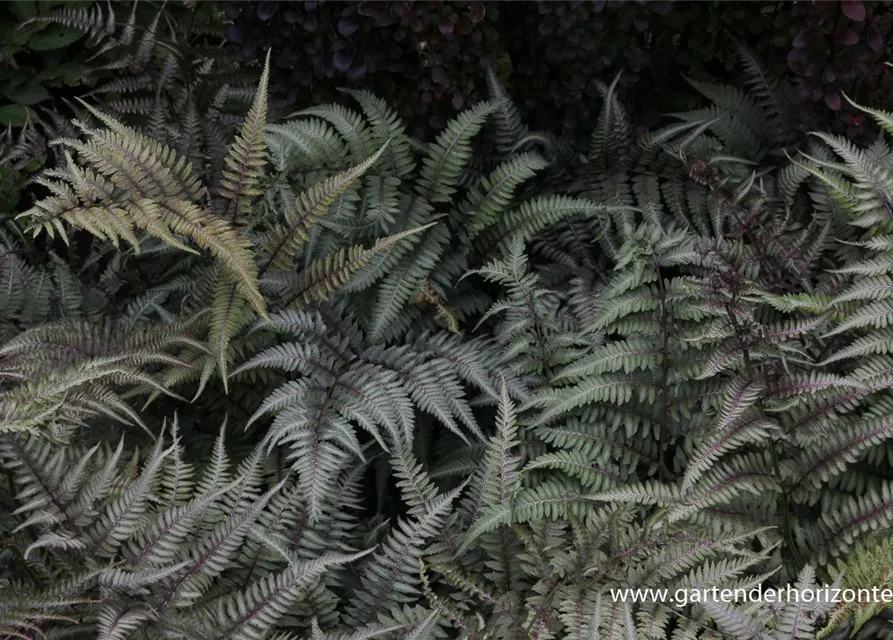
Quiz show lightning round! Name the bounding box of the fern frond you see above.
[18,107,268,320]
[289,224,434,309]
[219,50,271,224]
[417,101,495,203]
[465,152,549,241]
[262,142,390,273]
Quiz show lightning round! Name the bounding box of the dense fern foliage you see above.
[2,0,237,200]
[5,8,893,639]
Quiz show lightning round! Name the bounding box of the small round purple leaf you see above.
[256,1,277,21]
[338,16,360,36]
[835,29,859,45]
[824,90,842,111]
[842,1,866,22]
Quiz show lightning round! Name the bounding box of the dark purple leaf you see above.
[825,91,842,110]
[836,29,859,45]
[649,2,673,16]
[320,57,334,78]
[429,113,446,129]
[824,67,837,82]
[257,1,278,21]
[333,50,353,72]
[357,1,381,16]
[792,28,812,48]
[224,25,243,44]
[338,16,360,36]
[292,68,312,85]
[439,18,454,36]
[787,47,806,72]
[283,10,299,24]
[275,49,297,68]
[300,14,318,31]
[468,3,486,23]
[869,26,884,51]
[241,42,258,59]
[452,94,464,109]
[347,60,367,81]
[224,4,242,20]
[842,0,866,22]
[431,67,445,83]
[357,0,398,27]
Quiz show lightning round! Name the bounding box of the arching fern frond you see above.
[417,101,495,203]
[18,82,270,322]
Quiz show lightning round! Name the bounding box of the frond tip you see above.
[220,49,272,224]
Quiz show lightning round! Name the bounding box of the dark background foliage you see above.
[221,0,893,143]
[222,0,505,136]
[0,0,231,212]
[6,0,893,210]
[0,0,92,211]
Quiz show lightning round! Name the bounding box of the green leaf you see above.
[1,22,44,49]
[37,61,87,87]
[0,104,28,126]
[3,79,50,105]
[38,0,92,10]
[28,24,83,50]
[8,0,38,21]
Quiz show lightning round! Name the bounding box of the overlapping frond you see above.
[18,103,268,320]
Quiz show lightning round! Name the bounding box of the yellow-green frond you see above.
[219,49,271,224]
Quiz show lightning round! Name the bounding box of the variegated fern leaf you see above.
[0,422,385,640]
